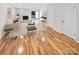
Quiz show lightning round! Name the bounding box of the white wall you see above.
[15,8,39,20]
[47,3,79,42]
[62,4,76,40]
[47,5,54,29]
[11,3,48,20]
[5,4,16,24]
[0,4,7,38]
[15,8,30,21]
[76,5,79,41]
[0,3,16,38]
[47,4,63,33]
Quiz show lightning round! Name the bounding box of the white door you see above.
[62,4,76,39]
[76,6,79,41]
[53,5,62,33]
[47,4,63,33]
[47,5,54,28]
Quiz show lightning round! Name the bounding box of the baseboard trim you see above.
[74,39,79,43]
[61,33,79,43]
[47,25,62,33]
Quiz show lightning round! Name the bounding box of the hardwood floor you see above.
[0,25,79,55]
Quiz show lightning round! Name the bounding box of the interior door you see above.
[53,5,62,33]
[47,5,54,28]
[76,6,79,41]
[47,4,63,33]
[62,4,76,39]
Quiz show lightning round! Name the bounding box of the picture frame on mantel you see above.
[7,7,12,19]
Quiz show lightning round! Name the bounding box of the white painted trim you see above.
[47,24,79,43]
[47,24,62,33]
[74,39,79,43]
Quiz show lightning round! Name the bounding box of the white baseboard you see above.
[47,24,79,43]
[47,24,62,33]
[75,34,79,43]
[53,28,62,33]
[74,39,79,43]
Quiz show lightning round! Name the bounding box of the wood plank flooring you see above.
[0,26,79,55]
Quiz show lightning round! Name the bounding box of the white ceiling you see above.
[10,3,50,8]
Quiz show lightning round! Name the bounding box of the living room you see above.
[0,3,79,55]
[0,3,47,38]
